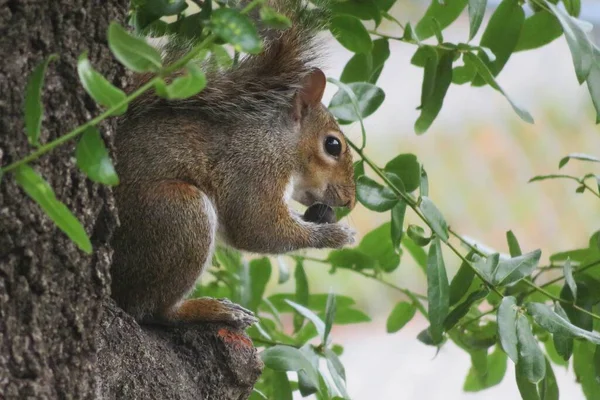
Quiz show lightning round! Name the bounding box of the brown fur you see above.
[110,1,355,326]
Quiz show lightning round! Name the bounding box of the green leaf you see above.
[328,307,371,324]
[594,345,600,390]
[329,15,372,54]
[415,0,468,40]
[285,299,326,339]
[167,12,206,40]
[546,2,593,84]
[215,247,243,271]
[340,53,372,84]
[493,249,541,286]
[261,346,319,388]
[272,371,293,400]
[329,82,385,123]
[330,0,381,24]
[108,22,162,72]
[574,341,600,399]
[419,196,449,241]
[375,0,396,12]
[211,9,262,54]
[559,152,600,168]
[158,63,206,99]
[515,11,563,52]
[410,46,430,68]
[384,154,421,192]
[327,248,376,271]
[427,238,450,344]
[430,17,444,43]
[277,257,290,284]
[332,344,344,356]
[75,126,119,186]
[356,175,397,212]
[246,257,272,312]
[132,1,188,32]
[454,321,498,351]
[387,301,417,333]
[369,39,391,83]
[498,296,519,363]
[210,44,233,69]
[403,236,428,274]
[516,313,546,384]
[516,367,540,400]
[325,356,349,399]
[463,346,507,392]
[267,293,355,314]
[417,328,436,346]
[250,388,268,400]
[77,53,127,115]
[259,6,292,30]
[564,0,582,17]
[552,303,573,362]
[420,167,429,197]
[14,165,92,254]
[526,302,600,345]
[294,260,309,331]
[325,348,348,397]
[358,222,401,272]
[325,348,346,381]
[465,350,488,391]
[340,38,390,84]
[541,360,559,400]
[298,345,321,397]
[473,0,524,83]
[452,61,477,85]
[472,253,499,283]
[324,291,336,345]
[295,261,309,304]
[407,225,431,246]
[415,48,454,134]
[543,335,568,367]
[449,253,476,306]
[390,201,406,252]
[559,282,594,331]
[465,52,533,123]
[444,288,489,331]
[586,50,600,123]
[506,230,522,257]
[467,0,487,41]
[24,55,57,146]
[528,174,580,183]
[354,160,365,181]
[563,258,577,301]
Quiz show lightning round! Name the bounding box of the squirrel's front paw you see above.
[315,223,356,249]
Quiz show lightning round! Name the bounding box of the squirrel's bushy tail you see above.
[129,0,329,122]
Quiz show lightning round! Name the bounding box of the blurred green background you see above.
[264,1,600,398]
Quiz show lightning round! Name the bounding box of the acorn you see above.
[303,203,336,224]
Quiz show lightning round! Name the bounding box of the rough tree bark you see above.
[0,1,262,399]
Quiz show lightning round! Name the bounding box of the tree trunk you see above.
[0,1,262,398]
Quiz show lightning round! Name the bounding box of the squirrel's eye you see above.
[324,136,342,157]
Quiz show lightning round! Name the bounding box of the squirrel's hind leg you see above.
[112,179,257,329]
[112,180,218,322]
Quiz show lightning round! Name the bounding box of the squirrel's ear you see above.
[293,68,326,120]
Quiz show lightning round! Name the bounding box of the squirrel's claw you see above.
[216,298,259,329]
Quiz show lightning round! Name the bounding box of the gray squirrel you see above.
[110,0,356,328]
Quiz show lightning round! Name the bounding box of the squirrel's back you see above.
[123,0,328,124]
